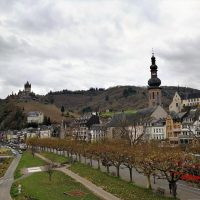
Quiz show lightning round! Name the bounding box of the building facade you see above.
[27,111,44,124]
[169,92,200,113]
[169,92,182,113]
[179,109,200,144]
[72,113,107,141]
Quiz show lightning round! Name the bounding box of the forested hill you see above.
[0,85,200,130]
[45,86,200,113]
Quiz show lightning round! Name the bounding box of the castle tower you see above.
[148,53,162,107]
[24,81,31,93]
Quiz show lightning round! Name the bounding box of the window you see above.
[176,103,178,107]
[152,92,155,99]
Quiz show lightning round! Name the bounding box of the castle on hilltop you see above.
[8,81,36,101]
[18,81,32,99]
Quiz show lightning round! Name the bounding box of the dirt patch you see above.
[64,190,86,197]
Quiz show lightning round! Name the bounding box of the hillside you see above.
[1,85,200,130]
[16,101,65,123]
[0,99,73,130]
[0,101,26,130]
[45,86,200,113]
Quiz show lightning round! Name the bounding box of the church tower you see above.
[148,53,162,107]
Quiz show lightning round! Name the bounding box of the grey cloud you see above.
[0,0,200,98]
[159,38,200,72]
[158,37,200,88]
[0,35,30,59]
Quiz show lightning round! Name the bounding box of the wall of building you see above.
[169,92,182,113]
[148,88,162,107]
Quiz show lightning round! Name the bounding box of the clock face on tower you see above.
[152,72,156,76]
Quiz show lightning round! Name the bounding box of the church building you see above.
[148,53,162,107]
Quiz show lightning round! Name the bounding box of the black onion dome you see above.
[148,77,161,87]
[150,55,158,70]
[150,64,158,70]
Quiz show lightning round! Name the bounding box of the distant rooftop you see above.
[28,111,43,117]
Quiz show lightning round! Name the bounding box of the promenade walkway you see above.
[36,153,120,200]
[0,153,21,200]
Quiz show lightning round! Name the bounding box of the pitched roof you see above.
[170,111,187,120]
[107,108,156,127]
[27,111,43,117]
[178,92,200,100]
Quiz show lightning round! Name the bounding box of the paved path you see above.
[0,153,21,200]
[36,153,120,200]
[41,150,200,200]
[83,157,200,200]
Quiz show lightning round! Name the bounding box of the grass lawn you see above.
[0,158,13,178]
[69,163,174,200]
[101,109,136,118]
[14,151,46,179]
[11,171,101,200]
[40,151,68,164]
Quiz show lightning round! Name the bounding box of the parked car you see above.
[18,150,23,154]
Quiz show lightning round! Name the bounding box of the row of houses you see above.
[60,104,200,146]
[0,125,58,143]
[3,56,200,146]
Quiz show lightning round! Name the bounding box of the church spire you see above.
[151,49,156,65]
[147,52,162,107]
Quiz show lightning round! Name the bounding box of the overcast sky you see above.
[0,0,200,98]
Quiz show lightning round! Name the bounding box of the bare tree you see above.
[45,162,54,181]
[113,112,151,146]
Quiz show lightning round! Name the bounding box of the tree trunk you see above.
[147,175,152,189]
[106,165,110,173]
[171,182,177,198]
[84,156,86,164]
[97,159,100,170]
[117,166,120,177]
[49,173,52,181]
[78,154,81,162]
[90,157,93,167]
[129,167,133,182]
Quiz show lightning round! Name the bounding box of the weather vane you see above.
[152,48,154,56]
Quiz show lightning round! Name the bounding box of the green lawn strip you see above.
[40,151,69,164]
[69,163,174,200]
[0,158,13,178]
[11,170,101,200]
[14,151,46,179]
[101,110,136,118]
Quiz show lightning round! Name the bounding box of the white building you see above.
[39,129,51,138]
[169,92,183,113]
[146,120,166,140]
[169,92,200,113]
[24,126,52,139]
[179,109,200,144]
[27,111,44,124]
[89,124,107,141]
